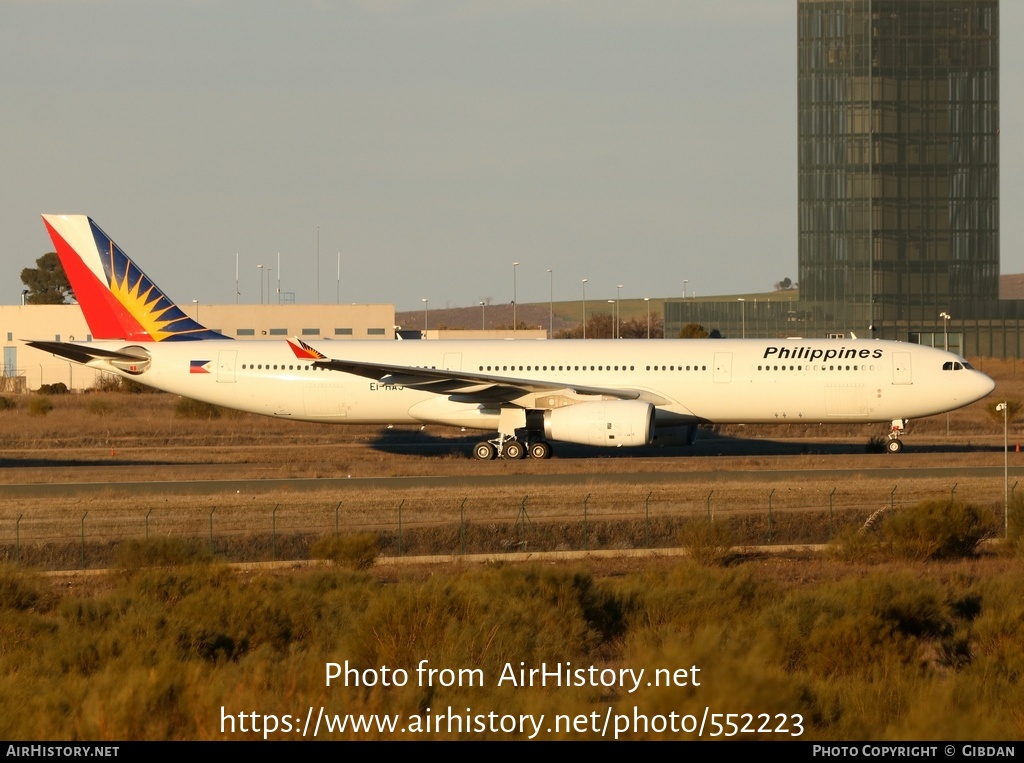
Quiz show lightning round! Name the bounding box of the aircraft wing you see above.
[314,356,643,400]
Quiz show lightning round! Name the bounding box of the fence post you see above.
[890,485,897,512]
[706,490,714,521]
[644,492,652,549]
[829,487,836,540]
[16,514,22,564]
[767,488,775,545]
[335,501,342,535]
[459,497,467,556]
[397,499,404,557]
[209,507,216,555]
[80,511,88,569]
[583,493,591,551]
[950,482,957,504]
[146,508,152,542]
[272,504,279,561]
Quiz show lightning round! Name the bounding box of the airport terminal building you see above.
[0,303,395,391]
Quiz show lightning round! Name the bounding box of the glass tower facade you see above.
[797,0,998,336]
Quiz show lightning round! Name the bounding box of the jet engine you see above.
[539,400,655,447]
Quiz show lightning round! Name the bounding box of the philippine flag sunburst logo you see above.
[287,339,327,360]
[190,360,212,374]
[90,224,223,341]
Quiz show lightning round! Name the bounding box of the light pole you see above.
[644,298,651,338]
[257,264,265,304]
[998,401,1008,537]
[738,298,746,339]
[581,279,588,339]
[422,298,428,333]
[192,299,200,322]
[617,284,623,338]
[512,261,519,331]
[608,300,616,339]
[480,301,486,330]
[941,311,951,434]
[547,269,553,339]
[683,279,689,300]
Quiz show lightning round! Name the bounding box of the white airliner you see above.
[30,214,994,459]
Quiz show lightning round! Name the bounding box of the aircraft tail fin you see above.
[41,214,228,341]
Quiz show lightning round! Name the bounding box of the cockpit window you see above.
[942,361,964,371]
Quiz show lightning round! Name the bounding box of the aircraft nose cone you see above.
[974,372,996,401]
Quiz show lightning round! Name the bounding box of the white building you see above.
[1,303,395,391]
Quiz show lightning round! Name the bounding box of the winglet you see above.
[287,338,327,359]
[41,214,228,341]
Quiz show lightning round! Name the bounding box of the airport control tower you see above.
[797,0,999,336]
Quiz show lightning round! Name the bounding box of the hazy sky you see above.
[2,1,1022,312]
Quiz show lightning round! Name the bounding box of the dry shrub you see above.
[998,495,1024,557]
[114,537,214,571]
[0,564,45,611]
[27,396,53,416]
[864,434,886,453]
[0,396,15,411]
[87,398,113,416]
[831,500,998,562]
[885,500,997,560]
[677,519,735,567]
[92,375,162,394]
[37,382,69,395]
[310,533,380,569]
[174,396,222,419]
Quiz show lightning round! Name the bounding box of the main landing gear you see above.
[886,419,907,454]
[473,435,553,460]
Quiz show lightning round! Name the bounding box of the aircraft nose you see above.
[973,371,996,401]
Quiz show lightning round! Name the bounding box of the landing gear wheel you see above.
[528,441,551,460]
[886,438,904,454]
[473,441,497,460]
[503,440,525,460]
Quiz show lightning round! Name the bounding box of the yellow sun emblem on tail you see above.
[108,266,180,342]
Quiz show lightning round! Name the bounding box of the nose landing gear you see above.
[886,419,907,454]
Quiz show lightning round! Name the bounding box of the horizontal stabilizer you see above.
[26,340,148,367]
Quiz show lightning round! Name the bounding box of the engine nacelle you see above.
[541,400,655,448]
[109,345,152,375]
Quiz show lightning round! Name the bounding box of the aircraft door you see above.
[217,351,237,383]
[713,352,732,384]
[892,352,912,385]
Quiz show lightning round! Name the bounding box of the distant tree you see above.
[555,312,617,339]
[679,322,710,339]
[774,277,794,291]
[21,252,72,304]
[619,314,664,338]
[494,321,540,331]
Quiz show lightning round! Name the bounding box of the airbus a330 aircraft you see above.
[30,214,995,460]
